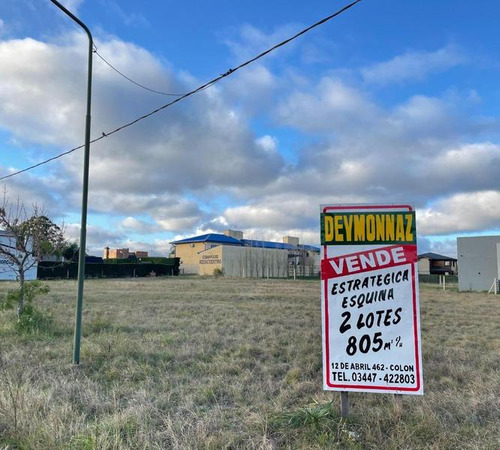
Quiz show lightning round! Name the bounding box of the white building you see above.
[171,230,320,277]
[457,235,500,291]
[0,231,38,281]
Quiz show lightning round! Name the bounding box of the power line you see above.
[93,46,185,97]
[0,0,362,182]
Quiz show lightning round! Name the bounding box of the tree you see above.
[62,242,79,262]
[18,215,65,256]
[0,198,64,320]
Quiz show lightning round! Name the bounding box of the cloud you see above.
[216,75,500,247]
[65,222,175,256]
[276,77,378,133]
[120,217,160,234]
[0,32,284,216]
[224,204,292,230]
[0,36,85,147]
[152,199,206,232]
[65,222,126,253]
[218,193,365,246]
[0,169,72,219]
[223,23,301,62]
[426,143,500,193]
[60,0,84,12]
[361,45,466,85]
[100,1,149,27]
[223,64,277,114]
[418,236,457,258]
[197,216,229,233]
[418,191,500,235]
[88,194,208,233]
[1,28,499,259]
[268,76,500,209]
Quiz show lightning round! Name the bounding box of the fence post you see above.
[340,392,349,417]
[393,393,403,414]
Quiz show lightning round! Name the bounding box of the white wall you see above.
[0,233,37,281]
[497,243,500,286]
[457,236,500,291]
[418,258,430,275]
[222,245,289,278]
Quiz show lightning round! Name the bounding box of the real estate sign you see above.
[320,204,423,395]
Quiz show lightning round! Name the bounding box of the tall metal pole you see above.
[49,0,93,364]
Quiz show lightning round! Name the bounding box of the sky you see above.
[1,0,500,257]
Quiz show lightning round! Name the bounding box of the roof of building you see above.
[302,244,320,252]
[170,233,244,246]
[171,233,320,252]
[418,252,457,261]
[243,239,302,251]
[241,239,319,252]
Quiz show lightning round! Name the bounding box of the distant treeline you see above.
[38,258,180,279]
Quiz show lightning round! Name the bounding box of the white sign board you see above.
[0,233,37,281]
[320,204,423,395]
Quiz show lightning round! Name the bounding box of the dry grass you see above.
[0,277,499,449]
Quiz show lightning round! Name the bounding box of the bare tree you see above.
[0,197,64,320]
[306,251,312,276]
[275,250,286,278]
[299,248,307,277]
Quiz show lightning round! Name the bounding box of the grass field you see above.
[0,277,499,449]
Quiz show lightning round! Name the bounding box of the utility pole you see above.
[49,0,93,364]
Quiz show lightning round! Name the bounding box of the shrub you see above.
[1,281,53,333]
[213,268,224,277]
[15,303,53,334]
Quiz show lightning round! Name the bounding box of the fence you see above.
[287,265,319,278]
[488,278,500,294]
[419,274,458,284]
[38,259,180,279]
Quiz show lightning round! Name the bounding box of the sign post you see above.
[321,204,423,403]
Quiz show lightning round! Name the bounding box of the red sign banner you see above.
[321,244,417,280]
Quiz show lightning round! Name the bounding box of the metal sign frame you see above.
[321,204,423,395]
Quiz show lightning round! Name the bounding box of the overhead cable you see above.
[93,47,184,97]
[0,0,362,182]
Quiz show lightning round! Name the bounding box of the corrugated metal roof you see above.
[171,233,319,252]
[241,239,319,252]
[301,244,321,252]
[418,252,456,261]
[241,239,291,250]
[171,233,243,246]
